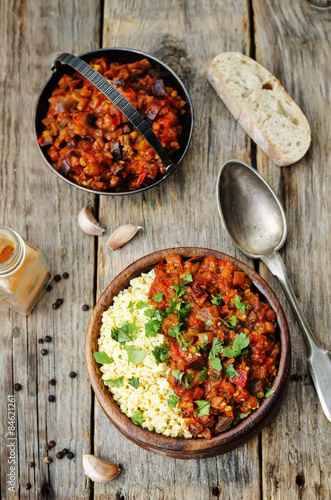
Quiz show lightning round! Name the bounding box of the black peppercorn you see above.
[56,298,63,306]
[26,483,31,490]
[48,440,56,448]
[63,272,69,279]
[46,285,52,292]
[38,338,44,344]
[82,304,89,311]
[62,448,69,455]
[14,383,22,391]
[41,349,48,356]
[48,395,55,402]
[29,461,35,468]
[69,371,76,378]
[56,452,64,460]
[54,274,61,282]
[52,302,59,310]
[49,379,56,386]
[44,335,52,342]
[67,452,74,459]
[44,456,52,464]
[45,444,50,451]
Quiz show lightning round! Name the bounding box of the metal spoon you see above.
[217,159,331,422]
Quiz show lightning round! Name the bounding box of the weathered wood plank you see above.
[0,1,100,498]
[253,1,331,499]
[94,1,261,499]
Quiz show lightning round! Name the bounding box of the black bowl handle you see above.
[54,53,176,172]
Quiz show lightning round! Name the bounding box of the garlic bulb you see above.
[106,224,142,250]
[83,453,120,483]
[78,206,106,236]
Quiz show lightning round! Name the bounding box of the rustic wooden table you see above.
[1,0,331,499]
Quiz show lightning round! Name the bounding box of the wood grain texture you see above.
[253,1,331,499]
[0,1,100,499]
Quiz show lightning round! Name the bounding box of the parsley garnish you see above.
[171,284,186,298]
[211,293,223,305]
[210,358,222,372]
[124,345,146,365]
[225,364,239,378]
[144,308,166,337]
[229,315,238,328]
[154,293,164,303]
[136,300,149,309]
[167,389,180,408]
[168,323,191,350]
[208,338,224,360]
[183,274,193,283]
[127,300,134,313]
[198,366,208,381]
[196,335,209,352]
[177,303,192,322]
[222,332,250,358]
[128,377,139,389]
[206,319,212,327]
[152,344,169,363]
[233,295,248,313]
[131,410,144,426]
[104,376,124,388]
[111,318,138,343]
[172,369,185,383]
[265,387,276,398]
[93,351,113,364]
[185,374,194,389]
[194,400,210,417]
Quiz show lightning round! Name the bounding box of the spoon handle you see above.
[261,251,331,422]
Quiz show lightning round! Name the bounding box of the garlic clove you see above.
[78,206,106,236]
[106,224,142,250]
[83,453,120,483]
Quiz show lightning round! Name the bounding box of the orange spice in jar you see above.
[0,227,52,315]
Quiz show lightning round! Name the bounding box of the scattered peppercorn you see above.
[38,338,44,344]
[63,272,69,279]
[29,461,35,468]
[26,483,31,490]
[49,379,56,386]
[67,452,74,459]
[82,304,89,311]
[46,285,52,292]
[56,298,63,306]
[45,444,50,451]
[48,440,56,448]
[41,349,48,356]
[56,452,64,460]
[44,456,52,464]
[14,383,22,391]
[69,371,76,378]
[44,335,52,342]
[62,448,69,455]
[52,302,59,310]
[48,395,55,402]
[54,274,61,282]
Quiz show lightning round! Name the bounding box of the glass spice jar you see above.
[0,226,52,315]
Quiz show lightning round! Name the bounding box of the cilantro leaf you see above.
[208,338,224,360]
[172,369,185,383]
[198,366,208,381]
[167,389,180,408]
[93,351,113,364]
[265,387,276,398]
[154,293,164,303]
[206,319,212,327]
[111,318,138,343]
[144,308,166,322]
[211,293,223,305]
[196,335,209,352]
[185,374,194,389]
[194,400,210,417]
[104,376,124,388]
[131,410,144,426]
[210,358,222,372]
[168,323,191,351]
[219,317,232,328]
[136,300,149,309]
[177,303,192,322]
[171,284,186,298]
[124,345,146,365]
[230,315,238,328]
[145,319,162,337]
[183,274,193,283]
[152,344,169,363]
[127,300,134,313]
[233,295,248,313]
[222,332,250,358]
[128,377,139,389]
[225,363,239,378]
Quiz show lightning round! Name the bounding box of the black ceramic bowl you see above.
[34,47,194,196]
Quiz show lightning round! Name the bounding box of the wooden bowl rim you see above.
[85,247,291,457]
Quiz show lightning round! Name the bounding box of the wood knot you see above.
[296,473,305,487]
[212,486,220,497]
[307,0,331,8]
[154,35,191,83]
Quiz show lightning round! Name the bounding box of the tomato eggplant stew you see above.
[38,58,186,192]
[149,254,280,439]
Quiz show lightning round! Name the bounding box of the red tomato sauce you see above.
[38,58,186,192]
[149,254,280,439]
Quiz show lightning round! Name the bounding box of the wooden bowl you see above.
[85,247,291,459]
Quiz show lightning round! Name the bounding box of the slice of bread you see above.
[208,52,311,166]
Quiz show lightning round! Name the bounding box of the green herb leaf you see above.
[183,274,193,283]
[144,308,166,322]
[154,293,164,303]
[152,344,169,363]
[211,293,223,305]
[177,303,192,322]
[168,323,191,351]
[206,319,212,327]
[145,319,162,337]
[233,295,248,313]
[128,377,139,389]
[172,369,185,383]
[225,363,239,378]
[111,318,138,343]
[124,345,146,365]
[196,335,209,352]
[208,338,224,360]
[185,374,194,389]
[131,410,144,426]
[104,376,124,388]
[229,315,238,328]
[223,332,250,358]
[265,387,276,398]
[171,284,186,298]
[167,389,180,408]
[210,358,222,372]
[198,366,208,381]
[118,355,122,359]
[93,351,113,364]
[194,400,210,417]
[219,317,232,328]
[127,300,134,313]
[136,300,149,309]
